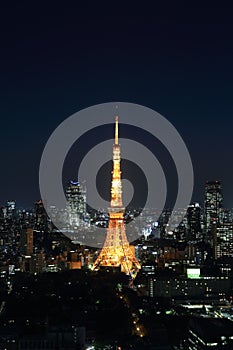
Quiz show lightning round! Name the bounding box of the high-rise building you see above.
[6,200,16,219]
[221,208,232,223]
[215,223,233,259]
[159,209,172,239]
[93,116,141,277]
[204,181,223,234]
[34,200,47,229]
[31,252,46,274]
[186,202,202,241]
[20,227,34,256]
[66,180,86,226]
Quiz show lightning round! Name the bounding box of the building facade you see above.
[65,180,86,227]
[204,181,223,235]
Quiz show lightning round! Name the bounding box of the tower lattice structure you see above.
[93,116,141,276]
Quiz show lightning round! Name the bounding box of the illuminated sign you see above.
[187,268,200,279]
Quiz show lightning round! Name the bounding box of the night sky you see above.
[1,3,233,209]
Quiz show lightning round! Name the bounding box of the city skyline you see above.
[0,178,231,212]
[2,3,233,349]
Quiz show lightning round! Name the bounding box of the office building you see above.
[66,180,86,226]
[187,202,202,241]
[20,227,34,256]
[204,181,223,234]
[149,274,230,300]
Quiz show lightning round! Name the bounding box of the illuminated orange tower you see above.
[93,116,141,276]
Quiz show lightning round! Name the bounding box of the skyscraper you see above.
[93,116,141,277]
[66,180,86,226]
[187,202,202,241]
[20,227,34,256]
[34,200,47,229]
[6,200,16,219]
[215,223,233,259]
[204,181,223,234]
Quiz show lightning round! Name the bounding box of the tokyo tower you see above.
[93,116,141,277]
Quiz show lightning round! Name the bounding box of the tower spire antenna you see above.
[115,115,118,145]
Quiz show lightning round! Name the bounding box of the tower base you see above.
[93,244,140,278]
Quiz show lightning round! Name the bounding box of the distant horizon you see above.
[2,177,231,212]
